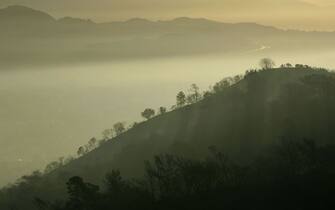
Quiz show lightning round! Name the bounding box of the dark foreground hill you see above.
[1,66,335,210]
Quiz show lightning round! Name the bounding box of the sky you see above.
[1,0,335,30]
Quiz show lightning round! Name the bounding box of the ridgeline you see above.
[1,65,335,210]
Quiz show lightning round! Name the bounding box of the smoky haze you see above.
[2,5,335,70]
[0,0,335,30]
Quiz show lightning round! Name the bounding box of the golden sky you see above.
[1,0,335,30]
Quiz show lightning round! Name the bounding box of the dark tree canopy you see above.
[259,58,275,69]
[32,140,335,210]
[141,108,155,120]
[77,146,85,157]
[113,122,126,136]
[158,107,167,115]
[176,91,186,107]
[186,84,201,104]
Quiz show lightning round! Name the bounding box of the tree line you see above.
[33,139,335,210]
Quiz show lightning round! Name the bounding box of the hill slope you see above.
[59,67,335,179]
[1,66,335,210]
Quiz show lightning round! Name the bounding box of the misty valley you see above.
[1,3,335,210]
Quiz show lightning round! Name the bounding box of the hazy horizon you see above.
[1,0,335,31]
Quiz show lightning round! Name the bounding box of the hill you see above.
[1,5,335,69]
[55,66,335,179]
[1,66,335,210]
[0,5,55,23]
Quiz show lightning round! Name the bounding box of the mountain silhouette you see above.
[1,66,334,210]
[0,5,55,23]
[1,5,335,69]
[58,17,94,25]
[53,68,334,180]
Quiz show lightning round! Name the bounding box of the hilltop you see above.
[0,5,55,23]
[1,65,335,210]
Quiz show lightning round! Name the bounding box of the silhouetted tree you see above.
[114,122,126,136]
[141,108,155,120]
[88,138,97,150]
[44,161,62,174]
[65,176,100,210]
[286,63,293,68]
[77,146,85,157]
[128,122,138,130]
[233,75,243,83]
[158,107,167,115]
[202,91,213,99]
[105,170,126,196]
[186,84,201,104]
[176,91,186,107]
[213,77,232,93]
[281,63,293,68]
[295,64,304,68]
[259,58,275,69]
[102,129,114,140]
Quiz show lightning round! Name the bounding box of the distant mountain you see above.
[0,5,55,23]
[1,67,335,210]
[58,17,94,25]
[1,5,335,69]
